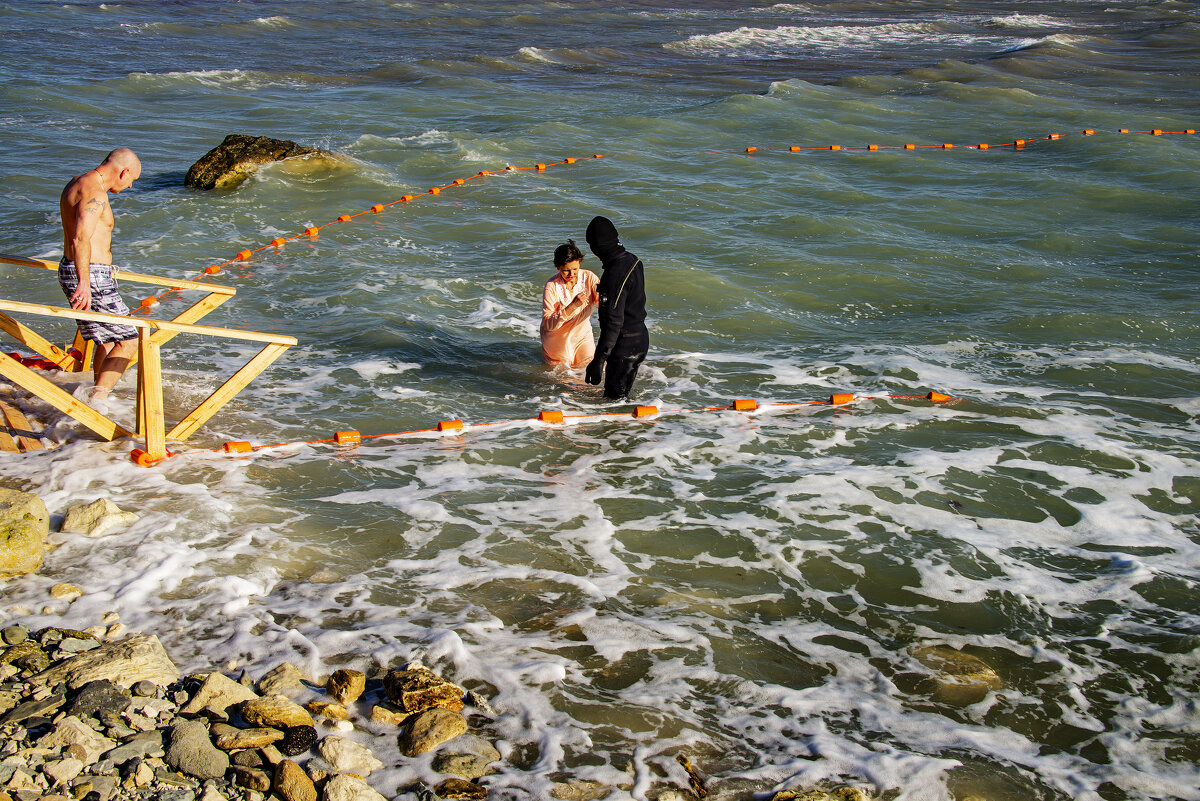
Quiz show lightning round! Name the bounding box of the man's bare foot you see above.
[88,386,110,402]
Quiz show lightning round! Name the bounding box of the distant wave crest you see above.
[985,13,1072,29]
[666,23,971,59]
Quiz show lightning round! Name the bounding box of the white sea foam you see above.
[666,23,977,59]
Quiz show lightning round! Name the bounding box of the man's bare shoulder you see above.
[61,170,105,207]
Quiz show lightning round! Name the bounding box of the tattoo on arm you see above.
[81,197,105,218]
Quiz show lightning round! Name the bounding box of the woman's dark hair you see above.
[553,239,584,268]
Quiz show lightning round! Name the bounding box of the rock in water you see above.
[184,134,339,190]
[61,498,139,537]
[317,735,385,776]
[383,666,466,713]
[399,708,468,757]
[911,644,1003,705]
[323,774,389,801]
[242,694,315,728]
[326,668,366,704]
[0,488,48,578]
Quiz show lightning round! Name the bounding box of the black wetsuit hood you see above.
[586,216,624,263]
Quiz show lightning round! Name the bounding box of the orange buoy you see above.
[237,250,252,261]
[829,393,854,405]
[438,420,464,432]
[927,391,951,402]
[429,187,440,194]
[539,410,564,423]
[337,214,352,222]
[745,147,758,153]
[633,405,658,418]
[334,430,361,445]
[733,399,757,411]
[223,441,253,453]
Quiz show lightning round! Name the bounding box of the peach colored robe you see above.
[541,269,599,367]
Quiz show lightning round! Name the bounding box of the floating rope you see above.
[202,391,954,463]
[740,126,1197,154]
[132,154,606,312]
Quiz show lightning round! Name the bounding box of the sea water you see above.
[1,2,1198,799]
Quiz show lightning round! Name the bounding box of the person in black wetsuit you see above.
[584,215,649,399]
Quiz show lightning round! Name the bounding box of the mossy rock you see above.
[185,134,344,190]
[0,489,48,579]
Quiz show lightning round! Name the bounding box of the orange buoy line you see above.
[132,154,606,313]
[160,389,954,466]
[741,126,1197,155]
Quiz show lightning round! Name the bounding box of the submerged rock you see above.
[317,734,384,776]
[61,498,139,537]
[911,645,1002,705]
[323,773,388,801]
[326,668,366,704]
[400,708,468,757]
[0,488,49,578]
[184,134,341,190]
[384,665,466,714]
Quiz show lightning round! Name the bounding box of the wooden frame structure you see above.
[0,254,296,464]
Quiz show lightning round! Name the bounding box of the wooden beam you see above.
[136,332,166,460]
[0,430,17,453]
[166,342,290,441]
[0,253,235,295]
[0,300,296,346]
[0,312,79,371]
[0,353,131,440]
[0,401,43,451]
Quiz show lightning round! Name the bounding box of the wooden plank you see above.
[0,401,43,451]
[0,253,236,295]
[137,332,166,460]
[0,312,79,371]
[0,431,17,453]
[0,353,131,440]
[129,292,236,368]
[0,300,297,346]
[167,342,290,441]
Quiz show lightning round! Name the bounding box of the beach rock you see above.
[0,688,65,724]
[272,759,316,801]
[322,773,388,801]
[180,672,259,717]
[369,701,408,726]
[38,717,116,763]
[1,625,27,645]
[257,662,307,697]
[305,700,349,721]
[911,645,1003,705]
[2,641,49,674]
[278,724,317,757]
[242,695,313,729]
[65,679,131,720]
[214,727,284,751]
[102,729,165,765]
[31,634,179,690]
[165,719,229,780]
[317,735,384,776]
[42,756,83,787]
[0,489,48,578]
[399,708,468,757]
[231,765,272,792]
[131,680,158,698]
[432,736,501,780]
[184,134,339,190]
[383,667,465,714]
[48,582,83,600]
[326,669,366,704]
[435,778,487,800]
[231,749,265,768]
[769,788,872,801]
[550,781,610,801]
[61,499,139,537]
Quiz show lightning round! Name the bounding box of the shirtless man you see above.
[59,148,142,401]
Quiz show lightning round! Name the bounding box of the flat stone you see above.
[317,735,384,776]
[322,774,388,801]
[304,700,348,721]
[230,766,271,792]
[61,499,138,538]
[231,749,264,768]
[38,716,116,763]
[31,635,179,691]
[1,627,27,646]
[101,729,164,765]
[435,778,487,800]
[180,673,258,717]
[164,720,228,780]
[0,489,49,579]
[65,679,130,720]
[42,756,83,786]
[0,688,65,725]
[431,736,501,780]
[241,696,313,729]
[325,670,365,705]
[384,667,465,714]
[214,727,283,751]
[272,759,316,801]
[399,709,468,757]
[369,701,408,726]
[56,638,100,655]
[255,663,306,697]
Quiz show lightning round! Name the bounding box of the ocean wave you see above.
[666,23,983,59]
[125,68,316,91]
[248,15,296,30]
[985,13,1074,29]
[517,46,562,65]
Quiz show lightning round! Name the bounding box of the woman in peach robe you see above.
[541,239,599,368]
